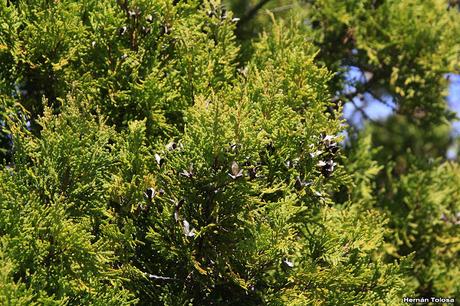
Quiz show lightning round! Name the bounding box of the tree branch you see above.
[237,0,272,28]
[368,89,397,112]
[269,3,296,13]
[348,97,384,127]
[350,98,372,122]
[332,69,380,105]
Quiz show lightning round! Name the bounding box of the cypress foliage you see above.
[344,120,460,298]
[1,0,459,304]
[1,100,135,304]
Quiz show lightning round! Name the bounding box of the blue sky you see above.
[447,74,460,134]
[342,68,460,135]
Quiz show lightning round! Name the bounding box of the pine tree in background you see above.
[1,0,459,304]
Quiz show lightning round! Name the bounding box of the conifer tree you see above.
[231,0,460,298]
[1,0,459,304]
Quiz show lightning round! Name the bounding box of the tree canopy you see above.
[0,0,459,304]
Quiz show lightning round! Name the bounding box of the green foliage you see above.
[115,18,408,304]
[309,0,460,123]
[380,162,460,297]
[1,0,460,304]
[0,100,136,304]
[344,125,460,298]
[0,0,240,141]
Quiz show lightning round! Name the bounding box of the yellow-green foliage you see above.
[344,122,460,298]
[1,0,459,304]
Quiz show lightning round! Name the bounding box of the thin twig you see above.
[368,90,397,111]
[332,70,380,105]
[269,3,297,13]
[349,98,384,127]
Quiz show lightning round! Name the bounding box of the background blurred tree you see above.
[232,0,460,119]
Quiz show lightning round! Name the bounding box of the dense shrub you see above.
[1,0,459,304]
